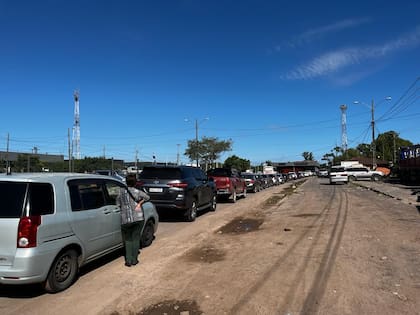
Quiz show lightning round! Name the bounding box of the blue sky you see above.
[1,1,419,166]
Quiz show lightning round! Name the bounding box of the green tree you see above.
[375,131,412,162]
[302,151,314,161]
[14,154,43,172]
[185,136,232,168]
[223,155,250,172]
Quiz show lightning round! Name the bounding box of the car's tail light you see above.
[135,181,145,188]
[17,215,41,248]
[168,182,188,188]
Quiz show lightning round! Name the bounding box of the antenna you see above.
[72,90,81,160]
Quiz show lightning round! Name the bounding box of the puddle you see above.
[184,245,226,263]
[218,217,264,234]
[137,299,203,315]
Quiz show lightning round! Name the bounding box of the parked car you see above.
[241,172,263,193]
[345,167,384,182]
[0,172,158,293]
[329,166,348,184]
[207,168,247,202]
[94,169,126,182]
[136,165,217,221]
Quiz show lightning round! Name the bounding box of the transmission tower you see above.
[340,104,348,152]
[72,90,81,159]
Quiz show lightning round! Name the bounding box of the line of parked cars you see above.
[241,172,286,193]
[0,165,298,294]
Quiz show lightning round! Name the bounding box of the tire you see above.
[231,190,237,203]
[209,194,217,212]
[372,174,382,182]
[348,175,356,182]
[242,188,247,199]
[140,220,155,248]
[44,249,78,293]
[185,199,197,222]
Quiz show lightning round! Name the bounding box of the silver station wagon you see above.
[0,173,158,293]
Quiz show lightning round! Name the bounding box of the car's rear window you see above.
[207,169,230,176]
[0,182,54,218]
[330,167,345,173]
[140,168,182,179]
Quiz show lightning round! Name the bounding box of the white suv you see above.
[345,167,383,181]
[0,173,158,293]
[329,166,348,184]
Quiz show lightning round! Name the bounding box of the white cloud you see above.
[282,26,420,80]
[276,18,370,50]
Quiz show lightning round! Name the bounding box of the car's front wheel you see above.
[44,249,78,293]
[371,174,382,182]
[348,175,356,182]
[140,220,155,248]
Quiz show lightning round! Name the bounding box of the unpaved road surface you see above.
[1,177,419,315]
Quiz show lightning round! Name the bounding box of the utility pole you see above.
[68,128,72,172]
[371,99,376,169]
[6,133,11,174]
[195,119,199,167]
[177,144,180,165]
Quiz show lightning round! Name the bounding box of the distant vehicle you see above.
[0,172,158,293]
[318,169,329,177]
[136,165,217,221]
[287,172,298,180]
[241,172,263,193]
[94,169,126,182]
[345,167,383,182]
[207,168,247,202]
[329,166,348,184]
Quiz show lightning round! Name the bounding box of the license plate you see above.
[149,187,163,193]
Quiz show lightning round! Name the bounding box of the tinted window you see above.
[104,180,124,205]
[207,169,230,176]
[0,182,27,218]
[330,167,345,172]
[192,168,205,180]
[29,183,54,215]
[140,167,182,179]
[68,180,106,211]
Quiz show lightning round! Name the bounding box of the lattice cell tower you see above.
[340,104,348,152]
[72,90,81,159]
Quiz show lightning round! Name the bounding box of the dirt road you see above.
[1,177,419,315]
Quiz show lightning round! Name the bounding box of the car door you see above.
[193,168,212,206]
[67,179,121,260]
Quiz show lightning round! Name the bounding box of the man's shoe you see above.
[125,262,132,267]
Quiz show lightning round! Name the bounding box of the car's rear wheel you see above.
[231,190,237,203]
[140,220,155,248]
[185,199,197,222]
[348,175,356,182]
[44,249,78,293]
[209,194,217,211]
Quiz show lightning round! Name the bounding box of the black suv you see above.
[136,165,217,221]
